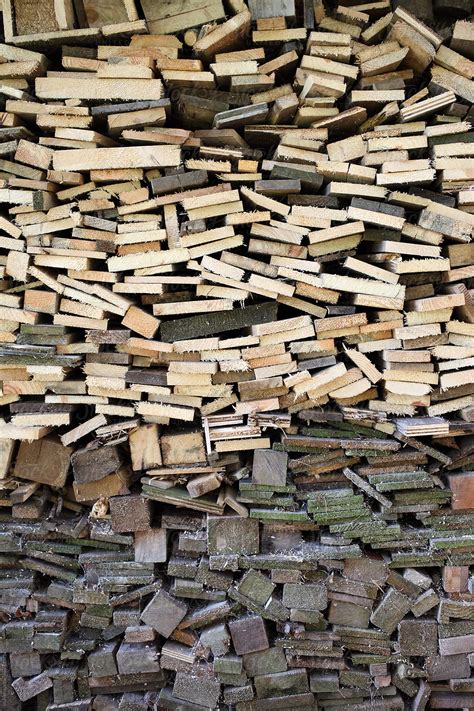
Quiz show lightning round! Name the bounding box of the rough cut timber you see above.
[0,2,473,711]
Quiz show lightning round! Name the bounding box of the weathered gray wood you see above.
[12,672,53,701]
[116,642,160,675]
[110,495,152,533]
[252,450,288,486]
[370,589,412,634]
[398,619,438,656]
[160,302,277,342]
[72,443,123,484]
[207,515,260,555]
[140,590,188,638]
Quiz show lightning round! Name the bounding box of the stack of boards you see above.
[0,0,474,709]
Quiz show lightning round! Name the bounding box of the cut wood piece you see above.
[161,302,277,342]
[327,135,366,163]
[141,0,225,35]
[60,414,106,447]
[194,10,252,60]
[344,256,399,284]
[430,65,474,103]
[122,305,160,339]
[346,349,383,384]
[108,248,189,272]
[53,146,180,171]
[451,19,474,58]
[14,437,72,487]
[347,205,405,230]
[388,22,435,74]
[301,54,358,80]
[400,91,455,122]
[135,528,167,563]
[320,274,405,301]
[36,77,164,101]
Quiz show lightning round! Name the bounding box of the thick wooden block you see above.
[116,641,160,675]
[160,302,278,342]
[134,529,167,563]
[140,590,188,638]
[72,443,123,484]
[12,672,52,702]
[207,515,260,555]
[229,615,269,655]
[9,652,42,678]
[328,599,371,629]
[243,647,288,677]
[119,692,148,711]
[398,619,438,657]
[172,670,221,708]
[448,473,474,509]
[88,642,119,677]
[37,78,164,103]
[254,669,309,699]
[439,634,474,656]
[238,570,275,606]
[252,449,288,486]
[110,495,152,533]
[200,623,230,657]
[14,437,72,488]
[443,566,469,593]
[370,589,411,634]
[310,672,339,693]
[161,430,206,466]
[427,654,471,681]
[122,305,160,339]
[128,424,162,471]
[282,583,327,611]
[23,289,59,314]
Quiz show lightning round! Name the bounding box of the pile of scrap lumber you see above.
[0,0,474,709]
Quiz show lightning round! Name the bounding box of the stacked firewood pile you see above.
[0,1,473,709]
